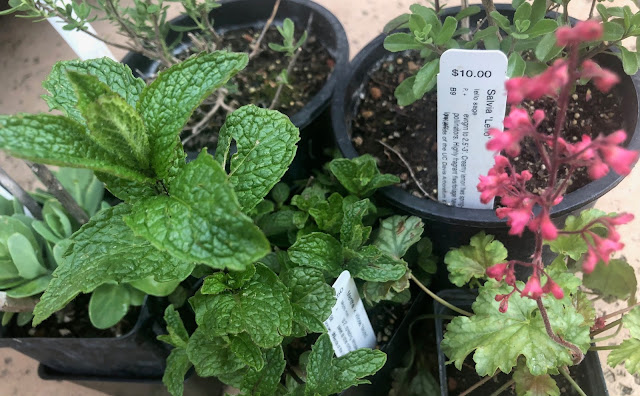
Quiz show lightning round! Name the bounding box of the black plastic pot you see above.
[0,297,169,378]
[122,0,349,180]
[434,289,609,396]
[331,6,640,277]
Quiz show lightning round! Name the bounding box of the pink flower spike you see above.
[600,146,639,176]
[593,69,619,93]
[587,158,610,179]
[608,213,634,226]
[486,262,508,281]
[543,279,565,299]
[575,20,603,41]
[533,109,545,125]
[540,214,558,240]
[499,299,509,313]
[604,130,627,145]
[487,130,522,156]
[553,195,564,205]
[555,26,574,46]
[503,108,531,129]
[521,276,543,299]
[497,207,532,236]
[582,249,599,273]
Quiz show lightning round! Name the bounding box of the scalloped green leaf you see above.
[0,115,153,183]
[547,209,607,260]
[513,360,560,396]
[32,204,194,325]
[608,338,640,374]
[623,307,640,339]
[214,105,299,213]
[190,264,292,348]
[374,216,424,260]
[583,258,637,302]
[329,155,400,198]
[137,51,248,179]
[288,232,343,277]
[125,151,269,271]
[163,348,192,396]
[306,334,386,396]
[444,232,507,287]
[280,267,335,336]
[42,58,145,124]
[441,282,591,376]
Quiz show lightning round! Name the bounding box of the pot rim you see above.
[331,5,640,227]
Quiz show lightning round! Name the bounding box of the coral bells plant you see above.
[437,22,640,395]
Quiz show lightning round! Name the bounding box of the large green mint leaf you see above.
[67,72,150,169]
[240,346,286,395]
[444,232,507,287]
[190,264,292,348]
[137,51,248,179]
[346,245,407,282]
[288,232,343,277]
[441,282,591,376]
[42,58,145,124]
[32,204,194,325]
[608,338,640,374]
[0,114,153,183]
[329,155,400,197]
[306,334,386,396]
[186,328,246,377]
[230,332,264,370]
[583,258,637,302]
[513,360,560,396]
[547,209,607,260]
[280,267,335,336]
[125,152,269,271]
[374,216,424,259]
[163,348,192,396]
[340,199,373,250]
[308,192,344,234]
[158,305,189,348]
[215,105,300,212]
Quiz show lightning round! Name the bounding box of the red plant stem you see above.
[537,299,585,364]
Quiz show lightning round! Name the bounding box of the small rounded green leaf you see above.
[413,59,439,97]
[619,46,639,75]
[88,283,131,329]
[383,33,423,52]
[507,52,526,77]
[5,275,51,298]
[7,233,47,280]
[435,16,458,45]
[526,19,559,38]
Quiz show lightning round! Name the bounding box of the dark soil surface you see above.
[351,52,625,201]
[180,26,334,151]
[5,294,139,338]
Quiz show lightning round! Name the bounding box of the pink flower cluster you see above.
[477,21,639,307]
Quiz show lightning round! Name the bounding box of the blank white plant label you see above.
[323,270,376,357]
[437,49,508,209]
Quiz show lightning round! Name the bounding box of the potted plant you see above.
[330,0,640,267]
[1,0,349,179]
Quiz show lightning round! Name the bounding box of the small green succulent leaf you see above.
[0,115,153,183]
[280,267,335,335]
[215,105,300,213]
[619,46,639,75]
[88,283,131,329]
[32,204,194,326]
[490,11,512,32]
[230,332,264,370]
[374,215,424,260]
[42,58,145,124]
[187,328,246,377]
[190,264,293,348]
[444,232,507,287]
[306,334,386,396]
[602,21,625,41]
[513,360,560,396]
[441,282,591,376]
[288,232,344,277]
[137,51,248,179]
[158,305,189,348]
[583,258,637,302]
[525,19,558,38]
[454,6,481,21]
[535,33,564,62]
[529,0,547,23]
[608,338,640,374]
[5,275,51,298]
[128,276,180,297]
[329,155,400,198]
[163,348,192,396]
[54,168,104,216]
[7,233,47,280]
[125,152,269,271]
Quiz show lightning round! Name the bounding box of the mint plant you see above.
[383,0,640,105]
[416,22,640,395]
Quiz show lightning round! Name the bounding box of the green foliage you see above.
[513,360,560,396]
[268,18,308,57]
[608,308,640,374]
[547,209,608,260]
[444,232,507,287]
[329,155,399,197]
[583,258,637,302]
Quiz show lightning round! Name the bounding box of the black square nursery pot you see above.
[330,6,640,274]
[121,0,349,181]
[434,289,609,396]
[0,297,169,379]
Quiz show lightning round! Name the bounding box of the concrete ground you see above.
[1,0,640,395]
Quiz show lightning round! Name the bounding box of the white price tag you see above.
[437,49,508,209]
[323,271,376,357]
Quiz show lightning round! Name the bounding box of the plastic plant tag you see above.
[46,0,115,60]
[323,270,376,357]
[436,49,508,209]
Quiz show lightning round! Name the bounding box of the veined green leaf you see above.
[215,105,299,213]
[163,348,192,396]
[42,58,145,124]
[374,215,424,260]
[608,338,640,374]
[583,258,637,302]
[0,114,153,183]
[230,332,264,370]
[444,232,507,287]
[289,232,344,277]
[346,245,407,282]
[513,360,560,396]
[187,328,246,377]
[158,305,189,348]
[137,51,248,179]
[329,155,399,198]
[32,204,194,325]
[125,151,269,270]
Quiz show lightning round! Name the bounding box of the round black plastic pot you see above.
[0,297,169,378]
[121,0,349,181]
[434,289,609,396]
[331,6,640,275]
